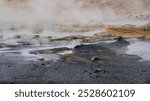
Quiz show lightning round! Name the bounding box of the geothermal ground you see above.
[0,0,150,84]
[0,24,150,84]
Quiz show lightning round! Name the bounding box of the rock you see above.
[94,69,101,73]
[20,42,32,46]
[58,50,73,56]
[52,47,71,53]
[41,63,45,66]
[47,36,52,38]
[117,36,123,41]
[33,35,40,38]
[40,61,50,66]
[17,41,32,45]
[111,36,130,47]
[8,65,11,67]
[40,61,47,66]
[141,69,146,72]
[38,58,45,61]
[91,56,99,61]
[14,35,21,39]
[75,44,107,51]
[103,70,107,73]
[74,44,84,49]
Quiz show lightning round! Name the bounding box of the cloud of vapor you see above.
[0,0,105,27]
[0,0,149,32]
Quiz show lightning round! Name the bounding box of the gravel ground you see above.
[0,39,150,84]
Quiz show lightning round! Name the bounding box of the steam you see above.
[0,0,104,29]
[0,0,149,32]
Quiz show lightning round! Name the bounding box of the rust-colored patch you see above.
[96,27,150,38]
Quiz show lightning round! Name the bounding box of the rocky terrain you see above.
[0,0,150,84]
[0,30,150,84]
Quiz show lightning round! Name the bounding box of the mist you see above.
[0,0,150,32]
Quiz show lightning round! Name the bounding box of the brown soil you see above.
[96,27,150,38]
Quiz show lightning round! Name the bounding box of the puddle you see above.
[126,40,150,61]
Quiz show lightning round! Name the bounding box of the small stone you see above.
[103,70,107,73]
[41,63,45,65]
[142,69,146,72]
[58,50,73,56]
[40,62,46,65]
[38,58,45,61]
[14,35,21,39]
[33,35,40,38]
[91,56,99,61]
[94,69,101,73]
[117,36,123,41]
[8,65,11,67]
